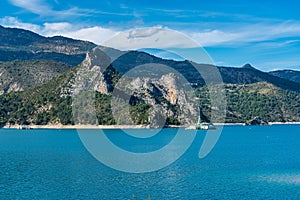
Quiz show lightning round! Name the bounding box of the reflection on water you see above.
[258,174,300,185]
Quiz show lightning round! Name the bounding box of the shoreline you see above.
[2,122,300,129]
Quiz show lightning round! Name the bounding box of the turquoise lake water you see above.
[0,125,300,199]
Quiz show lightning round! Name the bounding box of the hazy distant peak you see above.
[269,69,300,83]
[241,63,256,70]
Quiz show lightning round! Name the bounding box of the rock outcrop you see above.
[71,47,198,126]
[245,117,268,126]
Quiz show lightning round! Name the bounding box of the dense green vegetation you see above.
[129,103,152,125]
[0,26,299,127]
[0,60,74,94]
[196,83,300,123]
[0,50,86,66]
[0,65,76,126]
[1,79,299,127]
[95,93,115,125]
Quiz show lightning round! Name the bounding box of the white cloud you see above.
[1,17,300,51]
[9,0,50,15]
[9,0,95,19]
[0,17,117,45]
[60,26,118,44]
[104,21,300,50]
[0,16,41,33]
[128,26,163,38]
[6,0,300,50]
[190,30,238,47]
[189,21,300,47]
[0,17,198,49]
[104,27,199,50]
[260,61,300,71]
[43,22,73,34]
[41,23,119,45]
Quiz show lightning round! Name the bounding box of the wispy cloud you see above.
[63,26,118,44]
[188,21,300,47]
[0,17,118,44]
[8,1,300,49]
[9,0,96,19]
[9,0,50,15]
[260,61,300,71]
[0,16,41,32]
[2,16,300,51]
[0,17,195,48]
[145,8,279,23]
[128,26,163,38]
[105,26,199,50]
[5,1,300,48]
[1,17,300,70]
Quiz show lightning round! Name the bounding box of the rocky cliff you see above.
[71,47,199,127]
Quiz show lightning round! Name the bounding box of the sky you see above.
[1,0,300,71]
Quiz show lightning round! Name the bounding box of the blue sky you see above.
[1,0,300,71]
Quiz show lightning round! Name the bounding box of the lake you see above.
[0,125,300,199]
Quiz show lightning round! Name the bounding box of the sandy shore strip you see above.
[3,122,300,129]
[4,124,151,129]
[215,122,300,126]
[213,123,245,126]
[268,122,300,125]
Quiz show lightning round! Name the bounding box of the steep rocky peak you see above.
[88,47,112,70]
[241,63,256,70]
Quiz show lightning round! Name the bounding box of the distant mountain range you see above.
[0,25,96,65]
[0,60,72,94]
[0,25,96,53]
[269,70,300,83]
[0,25,299,126]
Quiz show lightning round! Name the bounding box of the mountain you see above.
[223,82,300,123]
[0,60,73,94]
[269,70,300,83]
[0,49,86,66]
[241,63,256,70]
[218,65,300,91]
[0,25,96,54]
[0,47,299,127]
[0,27,299,126]
[0,25,96,66]
[1,26,299,93]
[0,26,97,94]
[109,50,300,92]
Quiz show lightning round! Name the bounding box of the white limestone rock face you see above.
[72,47,198,126]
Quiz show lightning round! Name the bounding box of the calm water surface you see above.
[0,125,300,199]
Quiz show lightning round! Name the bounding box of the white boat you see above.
[17,125,31,130]
[186,108,216,130]
[196,122,216,130]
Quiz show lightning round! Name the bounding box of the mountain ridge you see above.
[269,69,300,83]
[0,27,299,126]
[1,25,299,92]
[0,25,96,54]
